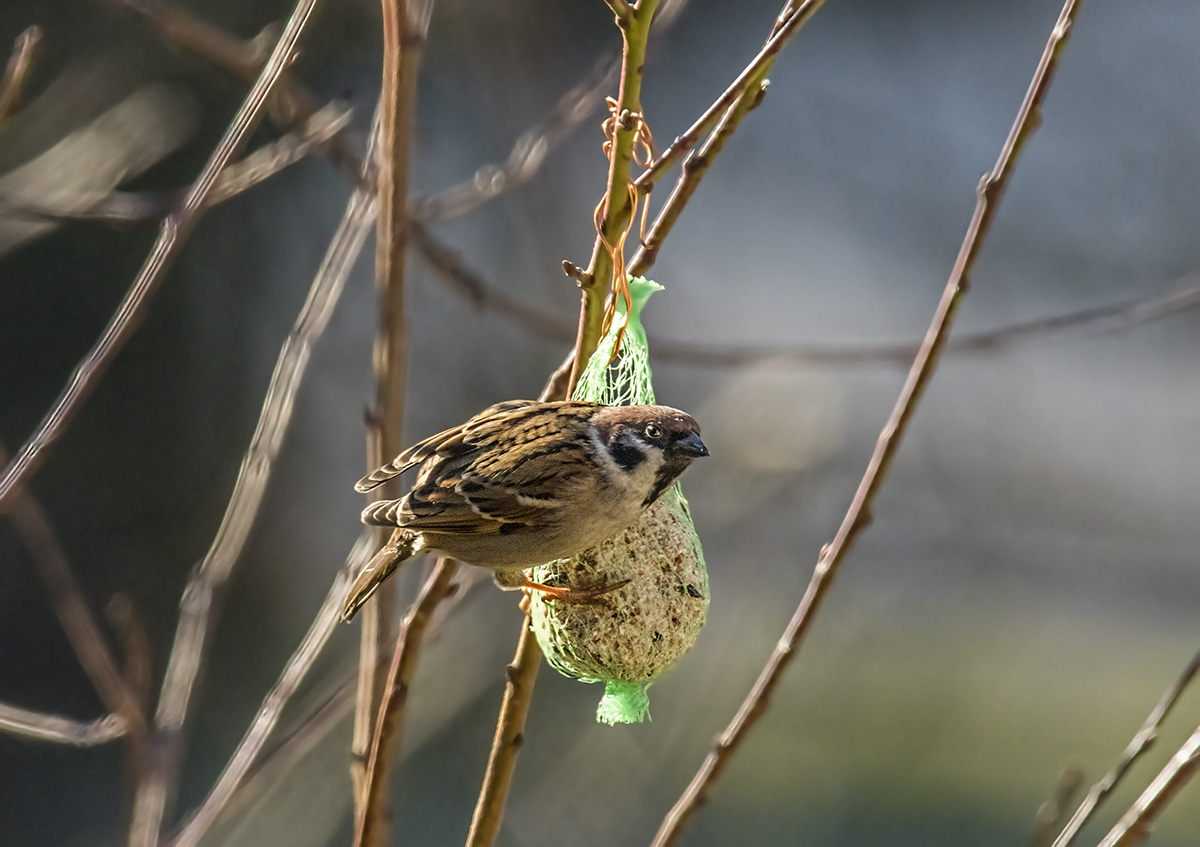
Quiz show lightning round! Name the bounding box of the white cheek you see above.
[588,429,664,503]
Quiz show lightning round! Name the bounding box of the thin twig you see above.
[630,0,822,275]
[100,0,367,184]
[206,675,358,830]
[632,0,814,194]
[1051,648,1200,847]
[1097,723,1200,847]
[208,102,354,203]
[0,102,354,227]
[352,0,429,838]
[0,0,322,516]
[170,534,374,847]
[0,25,42,122]
[0,702,126,746]
[569,0,661,389]
[465,619,541,847]
[2,441,148,759]
[111,8,335,842]
[1029,767,1084,847]
[601,0,634,27]
[463,350,576,847]
[652,3,1083,844]
[417,216,1200,368]
[106,595,154,720]
[0,189,170,223]
[353,558,461,847]
[413,52,619,223]
[410,222,575,337]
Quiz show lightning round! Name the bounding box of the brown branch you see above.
[109,8,339,842]
[0,101,353,227]
[201,674,358,831]
[630,0,823,276]
[1,441,149,761]
[0,701,126,746]
[462,349,577,847]
[600,0,634,27]
[413,52,619,223]
[106,595,154,720]
[652,2,1083,844]
[0,25,42,122]
[1029,767,1084,847]
[465,617,541,847]
[170,534,375,847]
[208,101,354,201]
[0,189,170,223]
[411,222,576,339]
[649,275,1200,367]
[417,218,1200,368]
[633,0,815,194]
[569,0,660,390]
[353,558,461,847]
[0,1,322,516]
[1097,723,1200,847]
[1051,647,1200,847]
[351,0,430,838]
[100,0,367,184]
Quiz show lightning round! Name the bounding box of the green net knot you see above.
[596,680,651,725]
[572,276,664,406]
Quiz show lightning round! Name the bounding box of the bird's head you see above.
[590,404,709,507]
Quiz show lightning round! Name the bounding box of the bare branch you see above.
[417,217,1200,369]
[633,0,818,193]
[0,25,43,122]
[108,7,338,842]
[0,0,324,515]
[465,613,541,847]
[600,0,634,28]
[630,0,823,275]
[652,2,1084,843]
[0,702,126,746]
[351,0,431,835]
[0,188,169,223]
[0,101,354,227]
[353,557,461,847]
[2,441,148,757]
[106,595,155,731]
[413,52,618,223]
[100,0,367,184]
[1052,648,1200,847]
[1097,723,1200,847]
[170,534,374,847]
[208,102,354,203]
[462,343,578,847]
[411,222,575,340]
[570,0,661,390]
[1029,767,1084,847]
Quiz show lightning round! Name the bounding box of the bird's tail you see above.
[341,529,423,621]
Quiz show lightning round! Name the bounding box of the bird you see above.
[341,399,709,621]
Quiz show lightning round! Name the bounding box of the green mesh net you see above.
[530,277,710,725]
[572,277,663,407]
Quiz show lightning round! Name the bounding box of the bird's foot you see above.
[521,576,631,604]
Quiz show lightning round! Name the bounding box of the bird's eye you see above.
[644,423,663,439]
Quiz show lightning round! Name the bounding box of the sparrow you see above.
[341,400,709,621]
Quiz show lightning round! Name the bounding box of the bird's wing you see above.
[360,402,601,533]
[354,400,542,493]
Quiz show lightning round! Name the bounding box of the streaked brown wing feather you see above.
[359,401,602,533]
[354,399,545,493]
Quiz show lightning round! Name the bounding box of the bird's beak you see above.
[674,431,710,458]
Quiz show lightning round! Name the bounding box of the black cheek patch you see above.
[608,432,647,472]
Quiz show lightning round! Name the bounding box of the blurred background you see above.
[2,0,1199,845]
